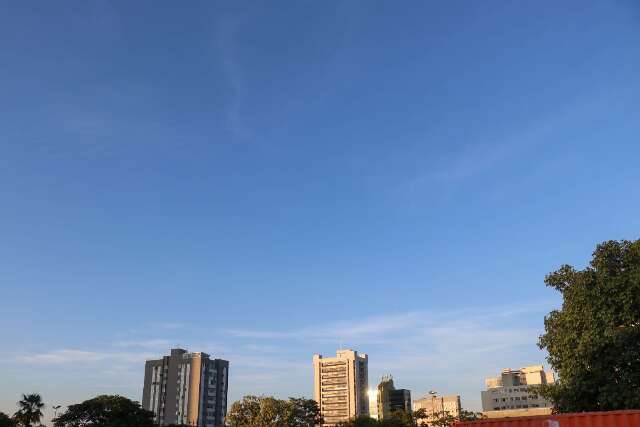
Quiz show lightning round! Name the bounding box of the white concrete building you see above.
[481,365,555,414]
[413,394,461,425]
[313,349,369,427]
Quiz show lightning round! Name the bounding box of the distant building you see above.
[376,376,411,420]
[483,407,553,418]
[481,365,555,414]
[142,348,229,427]
[313,349,369,427]
[413,394,461,425]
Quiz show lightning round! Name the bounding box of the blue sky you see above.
[1,0,640,421]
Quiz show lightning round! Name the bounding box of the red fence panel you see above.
[454,410,640,427]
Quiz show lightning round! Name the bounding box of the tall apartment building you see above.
[142,348,229,427]
[376,376,412,420]
[412,394,461,426]
[481,365,555,415]
[313,349,369,427]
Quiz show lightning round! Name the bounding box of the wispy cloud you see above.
[9,303,553,411]
[152,322,188,330]
[16,349,155,365]
[224,329,295,340]
[16,350,105,365]
[112,339,171,349]
[406,86,623,190]
[216,17,251,139]
[222,303,553,408]
[224,303,551,348]
[243,344,280,353]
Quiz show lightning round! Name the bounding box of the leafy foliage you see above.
[0,413,17,427]
[338,416,380,427]
[423,410,456,427]
[538,239,640,412]
[338,409,483,427]
[457,410,485,422]
[52,395,154,427]
[423,410,484,427]
[226,395,322,427]
[286,398,323,427]
[14,394,44,427]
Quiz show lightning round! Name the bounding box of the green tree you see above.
[52,395,154,427]
[0,413,17,427]
[425,410,456,427]
[385,410,419,427]
[538,239,640,412]
[14,394,45,427]
[413,409,483,427]
[226,396,285,427]
[338,410,425,427]
[457,410,484,422]
[285,397,322,427]
[227,396,321,427]
[337,416,380,427]
[227,395,262,427]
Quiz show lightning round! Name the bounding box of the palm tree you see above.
[14,394,44,427]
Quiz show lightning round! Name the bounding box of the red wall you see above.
[455,410,640,427]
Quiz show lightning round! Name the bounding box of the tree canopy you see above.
[338,409,483,427]
[13,394,44,427]
[52,395,154,427]
[538,239,640,412]
[226,395,322,427]
[0,413,17,427]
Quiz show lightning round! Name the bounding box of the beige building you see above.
[481,365,555,415]
[483,407,553,418]
[313,349,369,426]
[413,394,461,425]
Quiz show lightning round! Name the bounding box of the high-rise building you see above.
[413,394,461,426]
[481,365,555,415]
[376,376,412,420]
[142,348,229,427]
[313,349,369,427]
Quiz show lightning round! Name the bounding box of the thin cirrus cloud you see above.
[9,303,556,411]
[404,83,629,193]
[112,339,172,349]
[215,17,252,140]
[156,322,188,330]
[222,303,554,407]
[223,302,553,348]
[15,349,156,365]
[15,304,553,369]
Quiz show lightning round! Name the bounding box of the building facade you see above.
[376,376,412,420]
[142,348,229,427]
[480,365,555,414]
[483,407,553,418]
[313,349,369,427]
[413,394,461,425]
